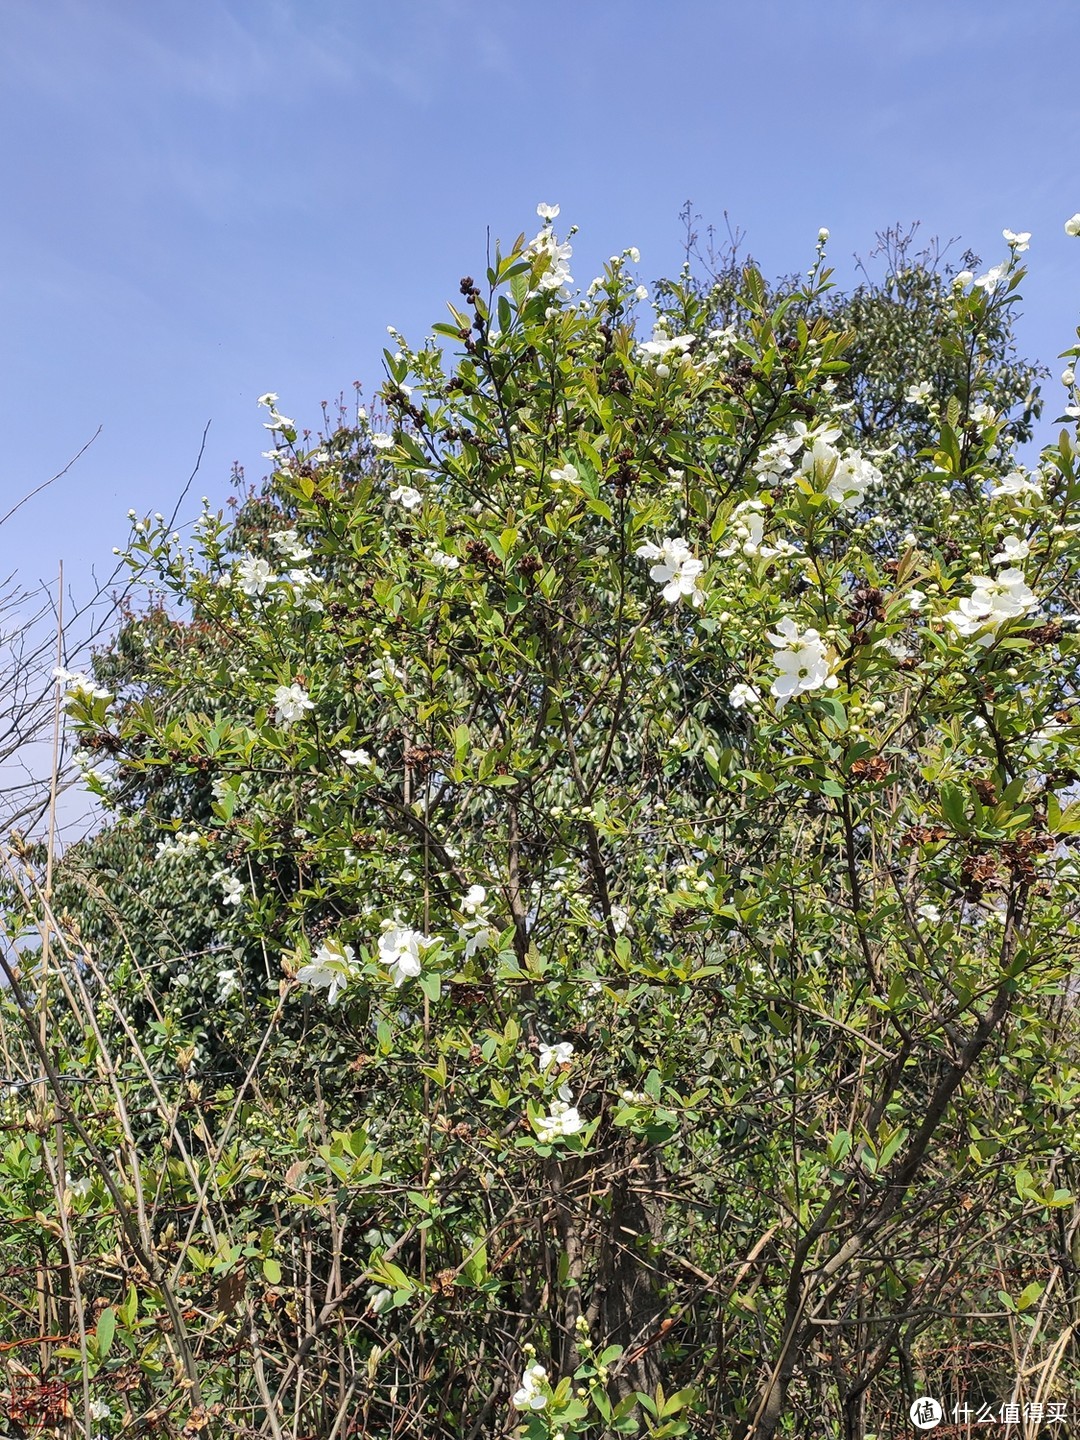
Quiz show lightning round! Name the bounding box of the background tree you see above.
[4,212,1080,1440]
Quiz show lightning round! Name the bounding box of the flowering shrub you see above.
[8,207,1080,1440]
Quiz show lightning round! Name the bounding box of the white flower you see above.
[991,533,1030,565]
[1066,214,1080,237]
[635,535,706,607]
[767,618,838,711]
[907,589,927,612]
[905,380,933,405]
[263,412,295,431]
[610,904,629,934]
[257,392,279,407]
[729,682,762,709]
[378,923,436,987]
[513,1362,549,1411]
[368,657,407,684]
[236,555,274,596]
[213,870,245,906]
[458,917,495,960]
[637,325,695,362]
[370,432,394,449]
[635,284,649,301]
[341,747,373,767]
[1063,369,1076,387]
[296,941,357,1006]
[462,884,487,914]
[989,469,1043,501]
[954,269,975,288]
[550,462,579,483]
[534,1097,584,1143]
[1003,229,1031,253]
[367,1285,394,1315]
[389,485,422,509]
[818,227,830,243]
[627,246,640,263]
[88,1399,111,1421]
[539,1041,574,1071]
[916,902,942,923]
[974,262,1009,295]
[216,968,241,1001]
[272,683,315,725]
[536,202,560,221]
[944,568,1037,646]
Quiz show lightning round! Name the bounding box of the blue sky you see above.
[2,1,1078,711]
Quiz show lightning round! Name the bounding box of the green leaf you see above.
[96,1306,116,1359]
[262,1257,283,1284]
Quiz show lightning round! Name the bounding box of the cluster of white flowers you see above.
[155,830,202,862]
[526,204,573,296]
[535,1096,584,1142]
[426,546,460,570]
[272,683,315,726]
[378,921,438,987]
[753,431,801,484]
[636,536,706,607]
[636,321,696,373]
[943,568,1037,646]
[767,617,838,711]
[716,499,800,561]
[750,423,881,511]
[271,528,313,564]
[533,1033,583,1141]
[212,868,245,906]
[258,394,295,432]
[798,425,882,511]
[52,667,111,702]
[232,541,320,608]
[296,940,357,1006]
[456,884,496,960]
[512,1361,549,1411]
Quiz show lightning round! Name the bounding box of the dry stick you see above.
[38,1137,92,1440]
[33,564,66,1378]
[0,917,203,1400]
[67,944,289,1439]
[6,857,213,1397]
